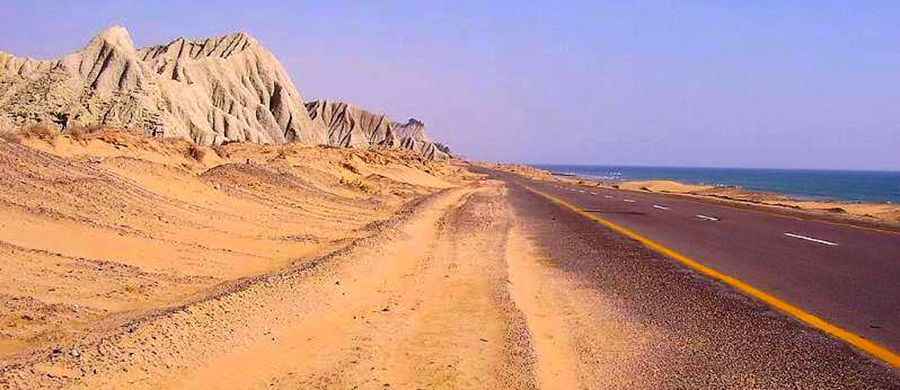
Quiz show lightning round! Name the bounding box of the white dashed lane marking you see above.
[784,233,839,246]
[550,183,837,248]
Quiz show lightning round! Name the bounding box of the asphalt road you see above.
[478,168,900,362]
[501,179,899,388]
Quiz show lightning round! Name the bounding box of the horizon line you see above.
[518,163,900,174]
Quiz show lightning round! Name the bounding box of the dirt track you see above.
[0,170,638,388]
[1,180,542,388]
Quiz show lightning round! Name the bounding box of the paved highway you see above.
[480,168,900,365]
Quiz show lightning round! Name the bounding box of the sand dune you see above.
[0,129,467,363]
[1,130,548,388]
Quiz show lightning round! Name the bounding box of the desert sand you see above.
[0,126,687,389]
[0,129,601,388]
[0,128,468,380]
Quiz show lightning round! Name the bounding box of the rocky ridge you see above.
[0,26,449,158]
[0,26,324,145]
[306,100,450,159]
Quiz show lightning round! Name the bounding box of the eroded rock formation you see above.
[0,26,324,145]
[1,26,450,159]
[306,100,450,159]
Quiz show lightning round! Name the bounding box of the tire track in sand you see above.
[259,182,537,389]
[164,181,537,389]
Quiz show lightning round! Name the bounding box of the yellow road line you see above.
[526,186,900,368]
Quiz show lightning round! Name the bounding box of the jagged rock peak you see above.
[393,117,431,142]
[91,25,136,51]
[138,31,257,62]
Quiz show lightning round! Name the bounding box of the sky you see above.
[1,1,898,170]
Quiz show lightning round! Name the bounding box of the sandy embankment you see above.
[0,129,549,388]
[0,160,651,389]
[0,128,471,361]
[0,129,652,388]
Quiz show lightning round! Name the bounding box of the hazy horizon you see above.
[2,1,898,171]
[531,163,900,173]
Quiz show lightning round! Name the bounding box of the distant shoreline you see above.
[538,164,900,205]
[483,163,900,227]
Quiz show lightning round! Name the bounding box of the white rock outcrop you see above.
[0,26,324,145]
[306,100,450,159]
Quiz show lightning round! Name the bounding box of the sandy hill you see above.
[306,100,450,160]
[0,128,469,364]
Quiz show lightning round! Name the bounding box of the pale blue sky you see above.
[2,1,898,170]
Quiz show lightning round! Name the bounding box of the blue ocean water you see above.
[534,165,900,204]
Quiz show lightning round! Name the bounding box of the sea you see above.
[534,165,900,204]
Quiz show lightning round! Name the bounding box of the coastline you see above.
[535,165,900,203]
[482,163,900,228]
[611,179,900,227]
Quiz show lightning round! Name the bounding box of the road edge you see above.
[523,185,900,368]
